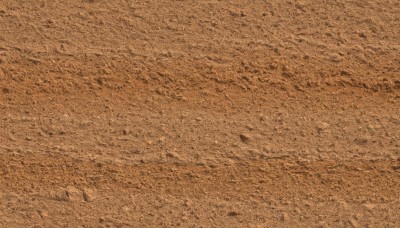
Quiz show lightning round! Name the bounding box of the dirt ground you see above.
[1,0,399,227]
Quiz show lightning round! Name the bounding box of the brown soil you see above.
[1,0,399,227]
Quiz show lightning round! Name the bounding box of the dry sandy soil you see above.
[1,0,400,227]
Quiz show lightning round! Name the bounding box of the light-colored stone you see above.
[83,188,95,202]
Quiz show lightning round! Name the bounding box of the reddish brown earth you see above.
[1,0,399,227]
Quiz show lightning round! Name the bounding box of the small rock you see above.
[318,221,328,228]
[227,211,240,216]
[2,87,10,93]
[66,186,82,202]
[367,124,375,131]
[281,212,290,222]
[340,70,352,76]
[294,84,305,91]
[122,206,130,212]
[349,218,359,228]
[245,125,254,131]
[259,115,267,122]
[240,134,251,143]
[183,199,192,207]
[355,137,369,145]
[362,203,376,210]
[38,210,49,218]
[83,188,95,202]
[55,186,82,202]
[166,150,181,160]
[359,32,367,38]
[96,77,104,85]
[303,200,313,207]
[262,146,272,153]
[336,199,350,209]
[317,122,330,132]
